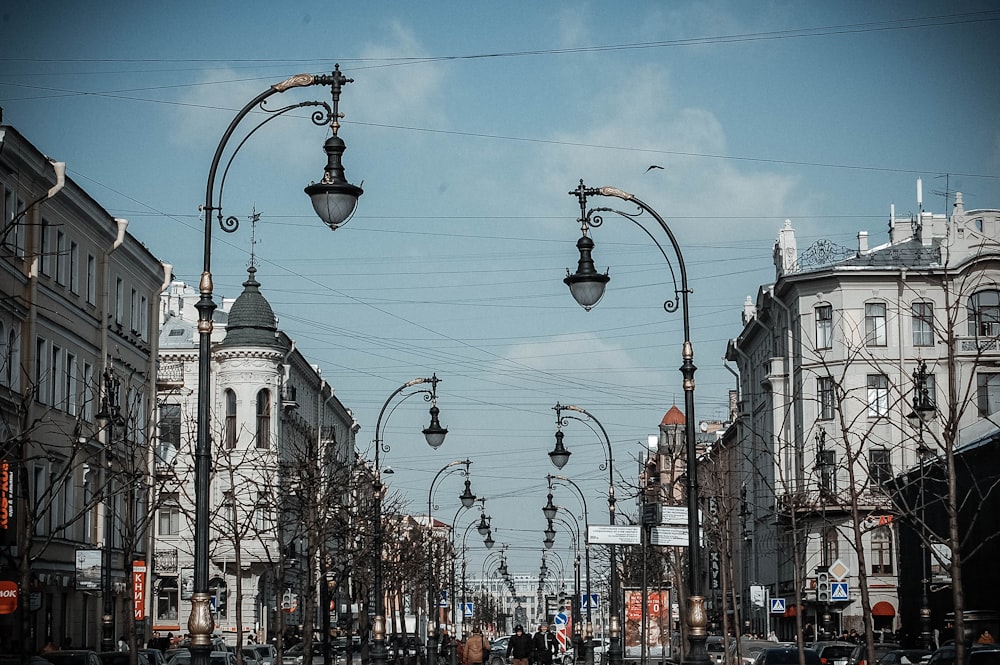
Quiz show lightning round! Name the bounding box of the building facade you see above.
[154,269,357,645]
[725,190,1000,639]
[0,124,169,652]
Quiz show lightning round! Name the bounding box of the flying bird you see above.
[645,165,664,172]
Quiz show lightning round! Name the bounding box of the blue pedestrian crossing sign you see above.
[831,582,849,602]
[769,598,786,614]
[582,593,599,610]
[462,602,474,618]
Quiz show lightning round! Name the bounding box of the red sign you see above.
[0,580,18,615]
[133,561,147,620]
[1,461,14,536]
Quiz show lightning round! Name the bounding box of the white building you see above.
[725,189,1000,638]
[153,266,357,645]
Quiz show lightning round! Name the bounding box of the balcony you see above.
[156,361,185,388]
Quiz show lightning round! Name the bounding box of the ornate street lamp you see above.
[548,475,593,665]
[427,460,476,665]
[562,181,706,665]
[371,375,448,665]
[551,402,621,665]
[549,429,572,470]
[907,359,936,650]
[192,65,364,665]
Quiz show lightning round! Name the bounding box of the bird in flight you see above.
[645,165,664,172]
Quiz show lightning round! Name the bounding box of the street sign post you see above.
[770,598,786,614]
[588,525,641,544]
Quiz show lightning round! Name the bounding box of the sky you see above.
[2,1,999,582]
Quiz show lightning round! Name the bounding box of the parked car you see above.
[141,649,167,665]
[32,652,101,665]
[845,643,901,665]
[241,648,262,665]
[751,647,822,665]
[707,636,727,665]
[731,639,782,665]
[488,635,512,665]
[878,649,932,665]
[166,651,235,665]
[250,645,277,665]
[98,653,150,665]
[0,657,55,665]
[812,642,858,665]
[927,643,1000,665]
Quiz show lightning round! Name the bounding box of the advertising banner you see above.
[133,561,147,620]
[76,549,102,591]
[623,588,672,660]
[0,461,14,546]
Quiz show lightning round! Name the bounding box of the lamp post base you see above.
[682,596,709,665]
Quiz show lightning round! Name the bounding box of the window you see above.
[156,579,179,621]
[254,491,271,530]
[871,526,893,575]
[6,328,16,392]
[130,288,139,332]
[50,344,62,407]
[819,449,836,495]
[818,376,835,420]
[823,526,839,564]
[83,363,94,421]
[86,255,97,304]
[913,301,934,347]
[865,302,887,347]
[66,352,77,416]
[869,448,891,487]
[115,277,124,324]
[968,290,1000,338]
[815,305,833,349]
[158,492,181,536]
[69,241,79,294]
[139,295,148,339]
[225,389,237,449]
[255,389,270,449]
[222,490,234,528]
[867,374,889,418]
[56,230,67,285]
[977,373,1000,416]
[40,218,51,276]
[157,404,181,467]
[35,337,48,404]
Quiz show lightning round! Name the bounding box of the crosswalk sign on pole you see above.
[831,582,849,602]
[769,598,786,614]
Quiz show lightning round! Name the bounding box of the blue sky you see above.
[2,1,999,577]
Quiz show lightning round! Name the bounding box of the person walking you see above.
[532,624,558,665]
[465,626,491,665]
[508,625,533,665]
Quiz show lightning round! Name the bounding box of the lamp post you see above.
[906,359,936,650]
[96,363,125,652]
[427,460,476,665]
[192,65,363,665]
[371,376,448,665]
[547,475,593,665]
[551,402,621,665]
[449,499,489,664]
[562,181,706,665]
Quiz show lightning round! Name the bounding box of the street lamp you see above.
[551,403,621,665]
[95,363,126,652]
[906,359,936,650]
[427,459,476,665]
[371,375,448,665]
[192,65,363,665]
[562,181,706,665]
[547,475,593,665]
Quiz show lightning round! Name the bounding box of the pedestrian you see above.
[977,630,995,644]
[465,626,491,665]
[40,638,59,654]
[118,636,129,652]
[532,624,558,665]
[767,631,778,642]
[507,624,533,665]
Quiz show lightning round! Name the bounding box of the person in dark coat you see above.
[532,624,558,665]
[507,625,533,665]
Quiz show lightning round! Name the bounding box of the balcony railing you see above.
[156,361,185,387]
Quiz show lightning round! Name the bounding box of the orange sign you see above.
[133,561,147,620]
[0,580,18,615]
[1,461,13,533]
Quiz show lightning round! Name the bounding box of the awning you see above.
[872,601,896,617]
[785,604,803,617]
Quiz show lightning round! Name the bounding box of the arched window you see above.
[871,526,893,574]
[968,290,1000,338]
[256,389,270,449]
[224,389,237,449]
[823,526,839,564]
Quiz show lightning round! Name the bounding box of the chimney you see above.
[858,231,869,255]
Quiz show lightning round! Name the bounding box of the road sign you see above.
[588,525,641,545]
[831,582,849,602]
[581,593,599,609]
[770,598,786,614]
[462,602,474,618]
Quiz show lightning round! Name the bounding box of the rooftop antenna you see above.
[917,177,923,214]
[248,207,261,270]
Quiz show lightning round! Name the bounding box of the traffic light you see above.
[816,567,831,603]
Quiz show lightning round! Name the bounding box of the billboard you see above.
[623,588,672,660]
[76,550,102,591]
